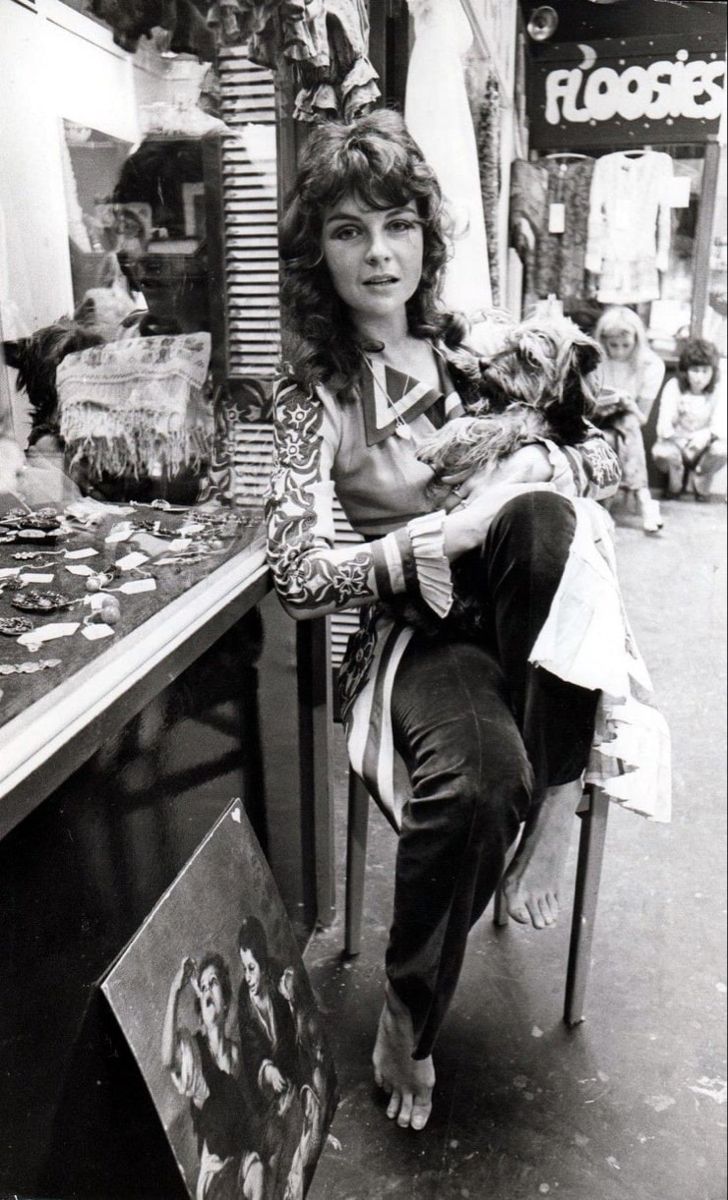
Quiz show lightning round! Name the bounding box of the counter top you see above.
[0,503,269,838]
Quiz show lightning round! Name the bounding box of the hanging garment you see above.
[585,151,673,305]
[509,158,594,312]
[207,0,380,121]
[475,74,501,307]
[405,0,491,316]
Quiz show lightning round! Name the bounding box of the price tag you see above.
[118,577,157,594]
[65,547,99,560]
[82,623,115,641]
[65,564,96,576]
[668,175,691,209]
[548,203,565,234]
[17,622,79,646]
[116,551,149,571]
[20,573,54,584]
[105,523,134,544]
[0,567,20,578]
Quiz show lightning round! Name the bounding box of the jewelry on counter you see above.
[0,616,33,637]
[10,589,74,613]
[12,550,65,560]
[0,658,62,675]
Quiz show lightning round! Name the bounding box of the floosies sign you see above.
[528,33,726,148]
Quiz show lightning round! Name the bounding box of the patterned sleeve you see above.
[560,432,622,500]
[266,377,441,618]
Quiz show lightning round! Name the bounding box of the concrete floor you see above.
[304,496,727,1200]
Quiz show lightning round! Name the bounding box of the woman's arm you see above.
[266,378,384,619]
[267,378,546,620]
[161,956,196,1070]
[656,379,679,440]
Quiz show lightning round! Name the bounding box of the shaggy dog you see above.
[417,316,602,491]
[3,318,105,448]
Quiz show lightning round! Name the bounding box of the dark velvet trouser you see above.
[387,492,599,1058]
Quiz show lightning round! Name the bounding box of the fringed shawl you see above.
[57,333,213,479]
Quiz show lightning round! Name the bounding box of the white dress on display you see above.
[585,150,673,305]
[405,0,492,314]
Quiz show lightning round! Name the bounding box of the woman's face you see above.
[687,364,713,393]
[240,948,262,998]
[320,194,424,326]
[198,965,225,1028]
[604,330,636,362]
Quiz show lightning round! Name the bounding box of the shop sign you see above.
[528,33,726,148]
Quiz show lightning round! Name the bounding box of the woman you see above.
[592,305,666,533]
[236,917,302,1193]
[161,954,264,1200]
[267,110,622,1133]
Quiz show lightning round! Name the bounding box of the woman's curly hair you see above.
[280,108,463,393]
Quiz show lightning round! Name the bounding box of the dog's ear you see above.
[572,335,602,379]
[556,333,602,421]
[2,340,24,370]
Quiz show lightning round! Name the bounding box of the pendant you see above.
[395,424,412,441]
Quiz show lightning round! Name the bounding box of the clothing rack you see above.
[543,152,591,161]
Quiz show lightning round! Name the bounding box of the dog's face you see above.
[479,317,602,417]
[2,321,104,417]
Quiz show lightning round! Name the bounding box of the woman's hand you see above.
[444,480,556,558]
[264,1063,289,1094]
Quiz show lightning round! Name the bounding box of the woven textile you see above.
[57,333,213,479]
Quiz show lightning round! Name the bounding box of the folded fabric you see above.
[530,498,672,822]
[57,333,213,479]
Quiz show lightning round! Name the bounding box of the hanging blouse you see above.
[585,151,673,305]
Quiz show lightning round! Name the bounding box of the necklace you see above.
[363,356,415,441]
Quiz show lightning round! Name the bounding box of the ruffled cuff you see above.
[407,511,453,618]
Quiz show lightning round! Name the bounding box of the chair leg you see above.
[564,787,610,1027]
[345,771,370,957]
[493,880,509,926]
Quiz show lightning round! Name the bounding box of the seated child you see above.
[652,337,727,500]
[593,306,666,533]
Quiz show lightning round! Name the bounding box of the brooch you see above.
[10,589,74,613]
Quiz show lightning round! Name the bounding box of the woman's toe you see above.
[386,1091,402,1121]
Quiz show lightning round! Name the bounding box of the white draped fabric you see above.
[404,0,492,315]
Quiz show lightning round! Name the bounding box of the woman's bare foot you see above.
[372,984,435,1131]
[501,779,582,929]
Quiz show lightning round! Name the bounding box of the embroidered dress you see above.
[585,151,673,305]
[509,158,594,310]
[265,342,670,828]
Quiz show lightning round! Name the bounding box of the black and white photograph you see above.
[0,1,726,1199]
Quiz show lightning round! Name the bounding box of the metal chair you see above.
[344,769,610,1027]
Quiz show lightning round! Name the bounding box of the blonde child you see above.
[593,306,666,533]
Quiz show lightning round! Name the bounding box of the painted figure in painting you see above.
[162,953,264,1200]
[236,916,304,1195]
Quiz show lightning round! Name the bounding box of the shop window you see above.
[1,2,281,507]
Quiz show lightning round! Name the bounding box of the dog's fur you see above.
[2,317,105,447]
[417,316,602,487]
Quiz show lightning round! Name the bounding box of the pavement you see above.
[304,494,727,1200]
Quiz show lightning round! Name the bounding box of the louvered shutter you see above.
[217,46,280,381]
